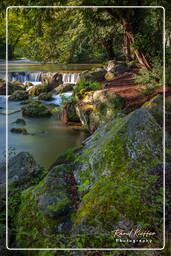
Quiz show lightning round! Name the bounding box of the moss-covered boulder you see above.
[22,101,52,117]
[142,94,171,127]
[0,79,25,95]
[28,84,47,96]
[0,152,44,252]
[38,92,53,101]
[9,90,29,101]
[73,109,165,247]
[16,164,73,248]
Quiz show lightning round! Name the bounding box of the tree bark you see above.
[122,18,151,70]
[102,38,116,60]
[106,8,151,70]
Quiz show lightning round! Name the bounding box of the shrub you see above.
[134,57,163,95]
[73,80,101,99]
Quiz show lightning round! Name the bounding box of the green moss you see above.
[16,186,58,248]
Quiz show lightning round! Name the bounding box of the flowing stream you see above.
[0,61,93,167]
[0,95,87,167]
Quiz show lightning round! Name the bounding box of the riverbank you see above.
[0,60,170,255]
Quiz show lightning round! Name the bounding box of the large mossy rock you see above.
[0,152,43,192]
[22,101,52,117]
[0,152,44,253]
[73,109,166,245]
[142,94,171,127]
[0,79,25,95]
[16,164,73,248]
[9,90,29,101]
[28,84,47,97]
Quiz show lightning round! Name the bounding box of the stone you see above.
[79,69,106,82]
[104,60,129,75]
[105,72,116,81]
[53,83,73,94]
[16,164,73,248]
[38,92,53,101]
[76,91,125,132]
[10,127,29,135]
[142,94,171,127]
[0,79,25,95]
[28,83,47,96]
[9,90,29,101]
[0,152,44,252]
[73,109,165,237]
[104,59,116,72]
[13,118,26,125]
[43,73,63,91]
[22,101,52,117]
[63,102,80,123]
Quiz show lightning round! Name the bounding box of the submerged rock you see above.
[22,101,52,117]
[38,92,53,101]
[9,90,29,101]
[10,127,29,135]
[13,118,26,125]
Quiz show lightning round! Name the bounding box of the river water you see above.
[0,95,87,167]
[0,61,93,167]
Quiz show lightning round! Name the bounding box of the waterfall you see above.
[11,72,42,84]
[0,71,80,85]
[62,73,79,84]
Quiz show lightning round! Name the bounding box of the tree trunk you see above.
[122,18,151,70]
[102,38,116,60]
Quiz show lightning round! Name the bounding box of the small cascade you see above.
[0,71,80,85]
[62,73,79,84]
[11,72,42,84]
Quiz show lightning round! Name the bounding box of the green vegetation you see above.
[73,80,101,99]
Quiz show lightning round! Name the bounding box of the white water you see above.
[0,71,80,85]
[62,73,79,84]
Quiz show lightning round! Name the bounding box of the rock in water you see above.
[9,90,29,101]
[52,83,73,94]
[22,101,52,117]
[13,118,26,125]
[38,92,53,101]
[10,127,29,135]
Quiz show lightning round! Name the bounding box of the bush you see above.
[73,80,101,99]
[134,58,163,95]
